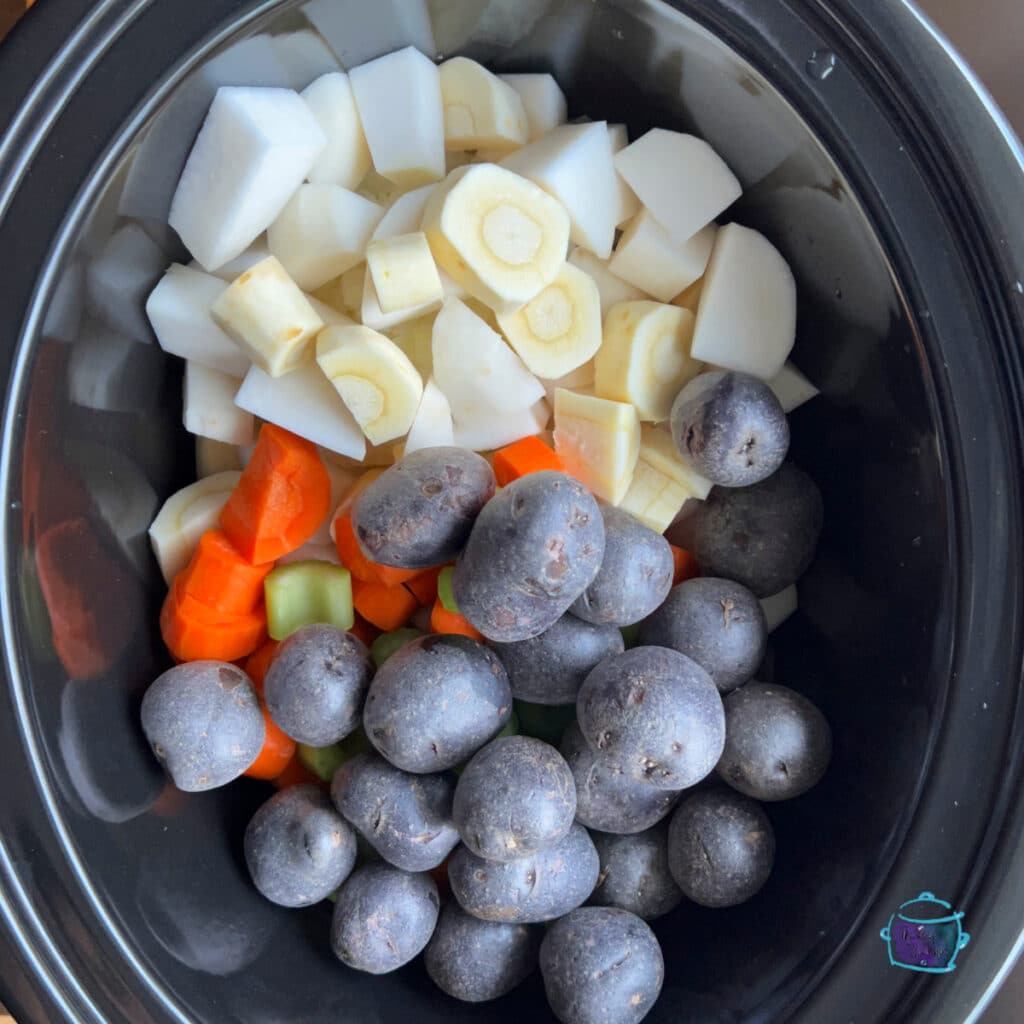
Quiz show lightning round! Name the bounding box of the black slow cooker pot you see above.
[1,1,1022,1021]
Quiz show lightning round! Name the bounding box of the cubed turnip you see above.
[607,124,640,228]
[302,72,372,189]
[183,362,255,446]
[168,86,326,272]
[768,362,819,413]
[453,399,551,452]
[199,238,272,282]
[499,73,568,141]
[404,378,455,454]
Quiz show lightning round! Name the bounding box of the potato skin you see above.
[588,823,683,921]
[491,613,625,705]
[576,647,725,791]
[453,736,576,862]
[571,506,674,627]
[352,447,496,568]
[560,722,679,835]
[424,903,539,1003]
[331,752,459,871]
[449,822,599,924]
[363,634,512,773]
[540,907,664,1024]
[453,471,606,642]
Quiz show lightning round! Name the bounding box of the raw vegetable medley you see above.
[141,42,829,1024]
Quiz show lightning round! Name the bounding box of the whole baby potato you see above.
[449,822,599,923]
[454,471,606,642]
[352,446,496,568]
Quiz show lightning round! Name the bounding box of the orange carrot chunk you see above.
[244,705,297,780]
[430,599,484,641]
[176,529,272,615]
[244,640,280,695]
[333,513,423,586]
[352,577,419,632]
[220,424,331,565]
[403,565,444,607]
[273,753,329,791]
[670,544,700,585]
[160,579,267,662]
[349,612,381,648]
[493,435,565,487]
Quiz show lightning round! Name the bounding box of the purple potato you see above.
[140,661,264,792]
[670,370,789,487]
[540,907,664,1024]
[588,824,683,921]
[352,446,495,568]
[667,788,775,907]
[492,612,625,705]
[424,902,539,1002]
[449,822,599,924]
[330,864,439,974]
[453,736,576,861]
[561,722,679,835]
[264,625,373,747]
[244,784,356,907]
[716,682,832,800]
[570,506,674,628]
[638,577,766,693]
[576,647,725,791]
[453,471,605,642]
[331,752,459,872]
[363,634,512,773]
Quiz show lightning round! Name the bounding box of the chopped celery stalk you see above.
[265,560,353,640]
[513,700,575,746]
[297,727,370,782]
[454,712,519,775]
[619,623,642,649]
[370,627,424,667]
[326,890,339,903]
[437,566,459,613]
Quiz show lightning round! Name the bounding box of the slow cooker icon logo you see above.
[880,892,971,973]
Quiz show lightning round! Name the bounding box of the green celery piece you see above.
[620,623,642,649]
[265,560,353,640]
[370,627,424,667]
[453,712,519,775]
[514,700,576,746]
[298,727,370,782]
[437,566,459,612]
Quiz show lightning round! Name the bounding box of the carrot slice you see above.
[349,612,381,648]
[669,544,700,585]
[244,704,297,780]
[333,513,422,586]
[244,640,280,695]
[493,435,565,487]
[352,577,419,631]
[160,578,267,662]
[220,424,331,565]
[272,753,328,791]
[176,529,271,615]
[403,565,444,606]
[430,599,484,641]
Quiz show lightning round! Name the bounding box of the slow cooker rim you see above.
[0,1,1022,1022]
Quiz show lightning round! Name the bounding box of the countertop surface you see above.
[0,1,1020,1022]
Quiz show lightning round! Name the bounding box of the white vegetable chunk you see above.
[349,47,445,188]
[499,73,568,141]
[501,121,619,259]
[453,399,550,452]
[168,86,326,272]
[234,361,366,460]
[148,471,242,584]
[301,0,435,69]
[86,223,167,341]
[609,210,716,303]
[761,585,798,632]
[360,269,442,332]
[567,248,649,317]
[183,362,255,445]
[404,378,455,454]
[431,298,545,421]
[768,362,819,412]
[146,264,250,376]
[370,184,437,240]
[366,232,444,313]
[302,72,372,188]
[210,256,324,377]
[690,223,797,380]
[200,238,272,282]
[607,124,640,227]
[266,183,384,290]
[439,57,529,152]
[271,30,340,90]
[613,128,742,243]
